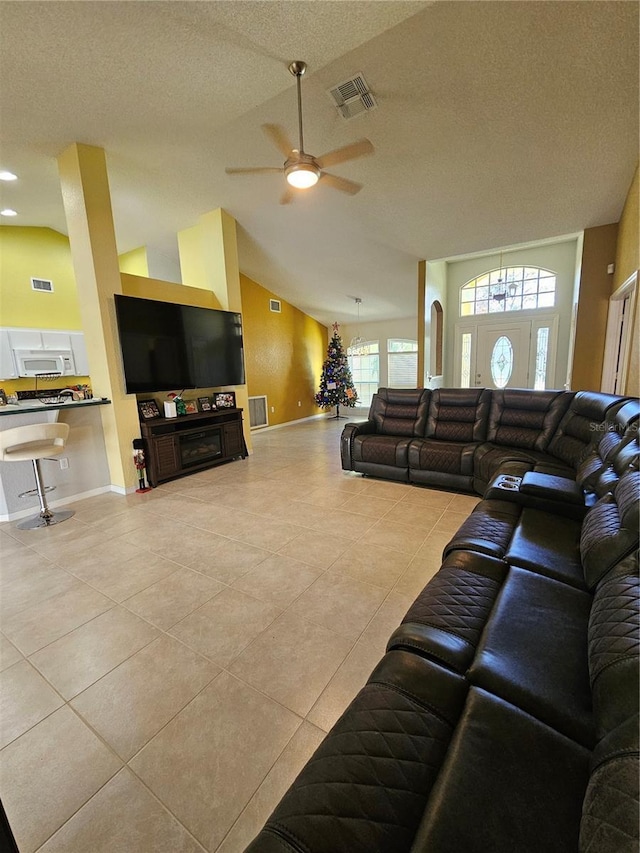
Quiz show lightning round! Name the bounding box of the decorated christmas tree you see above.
[315,323,358,418]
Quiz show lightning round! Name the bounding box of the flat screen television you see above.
[114,294,245,394]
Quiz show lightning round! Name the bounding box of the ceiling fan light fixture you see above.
[285,162,320,188]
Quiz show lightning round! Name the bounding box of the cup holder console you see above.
[494,475,523,491]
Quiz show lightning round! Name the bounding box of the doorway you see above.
[601,271,638,394]
[455,315,559,390]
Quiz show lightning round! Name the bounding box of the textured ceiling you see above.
[0,0,637,326]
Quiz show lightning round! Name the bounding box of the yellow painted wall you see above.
[177,225,207,290]
[613,165,639,397]
[118,247,149,276]
[572,223,618,391]
[0,225,90,394]
[240,274,327,426]
[121,272,221,309]
[0,226,82,329]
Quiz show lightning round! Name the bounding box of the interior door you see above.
[474,322,531,389]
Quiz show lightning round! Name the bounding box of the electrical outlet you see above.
[59,457,69,470]
[271,406,275,413]
[298,401,301,407]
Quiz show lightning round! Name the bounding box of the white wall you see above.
[444,238,580,388]
[146,247,182,284]
[425,260,447,386]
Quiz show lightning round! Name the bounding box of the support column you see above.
[178,208,251,451]
[57,143,140,491]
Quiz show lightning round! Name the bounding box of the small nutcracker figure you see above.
[132,441,152,492]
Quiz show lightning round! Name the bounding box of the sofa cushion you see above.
[467,567,594,746]
[588,559,639,739]
[487,388,572,451]
[504,506,584,589]
[247,651,467,853]
[387,551,507,673]
[425,387,491,442]
[411,688,590,853]
[408,439,476,477]
[370,388,430,437]
[576,399,639,494]
[580,469,639,590]
[579,752,639,853]
[579,712,639,853]
[443,499,521,559]
[352,434,412,468]
[548,390,625,469]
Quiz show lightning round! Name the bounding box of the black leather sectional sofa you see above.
[247,388,639,853]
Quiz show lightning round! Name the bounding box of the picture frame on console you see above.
[215,392,236,409]
[197,396,212,412]
[137,399,161,420]
[183,399,199,415]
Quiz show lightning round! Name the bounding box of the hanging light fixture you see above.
[492,248,507,303]
[349,298,365,354]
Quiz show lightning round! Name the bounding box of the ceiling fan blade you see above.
[225,167,284,175]
[315,139,374,170]
[262,123,294,158]
[319,172,363,195]
[279,187,296,205]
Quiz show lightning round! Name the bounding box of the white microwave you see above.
[14,349,76,378]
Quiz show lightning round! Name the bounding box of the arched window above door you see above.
[460,267,556,317]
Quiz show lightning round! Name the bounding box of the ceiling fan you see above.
[225,61,374,205]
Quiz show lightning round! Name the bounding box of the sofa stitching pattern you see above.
[395,620,476,648]
[363,681,458,727]
[387,638,465,670]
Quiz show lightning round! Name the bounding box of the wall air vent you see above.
[327,73,378,120]
[248,395,269,429]
[31,278,54,293]
[269,299,281,313]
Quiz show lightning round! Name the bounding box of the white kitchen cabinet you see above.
[70,332,89,375]
[7,329,42,349]
[0,331,18,379]
[42,331,72,350]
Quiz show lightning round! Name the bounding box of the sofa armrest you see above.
[520,472,584,504]
[340,421,376,470]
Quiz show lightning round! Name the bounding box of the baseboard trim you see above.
[250,413,327,433]
[0,484,133,522]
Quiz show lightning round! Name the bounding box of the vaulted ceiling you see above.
[0,1,637,326]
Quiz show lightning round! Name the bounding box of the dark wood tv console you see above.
[139,408,247,487]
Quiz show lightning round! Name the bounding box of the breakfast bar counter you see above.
[0,398,112,523]
[0,397,111,416]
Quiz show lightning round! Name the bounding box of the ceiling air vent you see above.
[327,73,378,120]
[269,299,281,313]
[31,277,54,292]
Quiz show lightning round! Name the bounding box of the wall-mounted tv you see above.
[114,294,245,394]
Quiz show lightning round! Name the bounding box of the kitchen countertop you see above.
[0,398,111,416]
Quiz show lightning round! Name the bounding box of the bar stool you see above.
[0,423,75,529]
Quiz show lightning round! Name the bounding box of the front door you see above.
[474,322,531,389]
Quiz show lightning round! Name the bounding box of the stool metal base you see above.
[18,484,55,499]
[15,458,74,531]
[17,509,75,530]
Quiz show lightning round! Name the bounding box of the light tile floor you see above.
[0,416,479,852]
